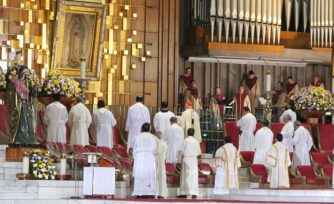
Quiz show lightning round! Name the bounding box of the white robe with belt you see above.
[266,142,291,188]
[253,127,273,166]
[163,123,184,163]
[180,108,202,142]
[154,137,168,197]
[132,132,157,196]
[179,136,201,196]
[236,112,257,151]
[44,101,68,143]
[125,102,150,152]
[92,108,117,149]
[292,126,313,173]
[153,111,175,136]
[280,121,294,152]
[68,103,92,146]
[213,143,241,195]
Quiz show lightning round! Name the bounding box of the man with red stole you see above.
[179,67,192,110]
[309,75,324,88]
[286,76,299,101]
[184,80,202,113]
[242,70,260,114]
[233,86,251,119]
[272,82,287,118]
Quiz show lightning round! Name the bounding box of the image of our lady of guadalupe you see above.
[6,65,38,145]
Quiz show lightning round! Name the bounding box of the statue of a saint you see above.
[6,65,37,145]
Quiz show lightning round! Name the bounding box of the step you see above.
[0,186,27,193]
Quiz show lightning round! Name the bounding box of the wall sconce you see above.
[132,13,138,18]
[127,38,132,43]
[113,50,118,55]
[145,51,151,56]
[123,50,129,55]
[124,5,130,10]
[20,3,24,8]
[114,25,119,29]
[140,57,146,62]
[137,44,143,49]
[132,30,137,35]
[119,12,123,17]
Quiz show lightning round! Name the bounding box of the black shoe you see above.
[158,196,164,199]
[177,195,187,198]
[191,195,197,199]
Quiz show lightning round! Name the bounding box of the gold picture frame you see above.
[51,0,106,80]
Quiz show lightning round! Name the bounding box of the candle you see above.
[60,158,66,175]
[266,71,272,92]
[23,156,29,174]
[80,57,86,79]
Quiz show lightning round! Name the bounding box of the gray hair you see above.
[294,121,302,127]
[76,96,84,103]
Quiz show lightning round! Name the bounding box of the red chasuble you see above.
[180,75,192,89]
[245,77,257,90]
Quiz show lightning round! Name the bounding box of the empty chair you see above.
[240,151,255,166]
[113,145,129,159]
[249,164,269,187]
[320,164,333,187]
[165,163,180,186]
[198,162,213,186]
[289,169,305,187]
[85,144,98,153]
[64,144,75,154]
[297,165,327,187]
[97,146,122,169]
[55,142,67,154]
[311,151,331,170]
[318,124,334,155]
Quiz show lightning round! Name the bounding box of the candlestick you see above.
[266,70,272,92]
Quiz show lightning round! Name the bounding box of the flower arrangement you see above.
[0,67,5,90]
[292,86,334,111]
[40,71,81,98]
[25,149,57,180]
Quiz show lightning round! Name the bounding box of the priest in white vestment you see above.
[180,101,202,142]
[266,133,291,188]
[236,107,257,151]
[163,117,184,163]
[68,97,92,146]
[292,121,313,173]
[213,136,241,195]
[154,133,168,198]
[125,96,151,152]
[92,100,117,149]
[279,100,297,123]
[153,101,175,138]
[44,94,68,143]
[178,128,201,198]
[280,114,294,152]
[253,119,273,166]
[132,123,157,197]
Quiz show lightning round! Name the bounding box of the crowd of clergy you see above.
[41,67,329,199]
